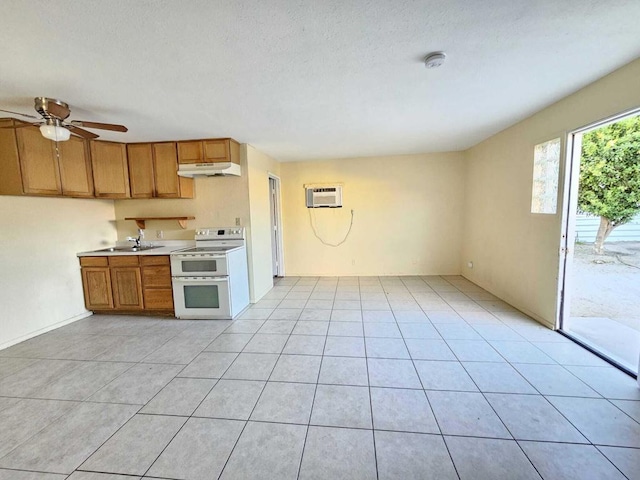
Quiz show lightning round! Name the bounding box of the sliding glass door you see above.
[559,110,640,376]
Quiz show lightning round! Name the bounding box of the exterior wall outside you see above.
[575,213,640,243]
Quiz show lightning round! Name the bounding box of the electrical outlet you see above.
[156,230,164,239]
[352,259,355,266]
[235,217,241,226]
[467,261,473,268]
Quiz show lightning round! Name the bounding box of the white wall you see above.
[462,58,640,327]
[0,196,116,349]
[246,145,281,301]
[280,153,466,276]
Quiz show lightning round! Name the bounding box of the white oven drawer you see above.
[172,276,231,319]
[170,254,229,277]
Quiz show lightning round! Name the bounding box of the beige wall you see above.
[113,151,251,241]
[246,145,281,301]
[0,196,116,349]
[462,58,640,328]
[280,153,466,276]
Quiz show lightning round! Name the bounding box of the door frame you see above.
[269,173,285,277]
[558,106,640,378]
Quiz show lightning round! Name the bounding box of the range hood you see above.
[177,162,241,178]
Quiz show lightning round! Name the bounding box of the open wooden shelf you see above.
[124,216,195,229]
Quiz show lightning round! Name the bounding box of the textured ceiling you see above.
[1,0,639,161]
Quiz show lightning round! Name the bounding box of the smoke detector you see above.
[424,52,446,69]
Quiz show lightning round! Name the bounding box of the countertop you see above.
[77,241,195,257]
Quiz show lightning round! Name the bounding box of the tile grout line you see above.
[397,275,461,480]
[213,279,297,479]
[365,278,380,480]
[296,277,331,480]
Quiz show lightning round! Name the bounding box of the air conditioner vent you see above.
[305,185,343,208]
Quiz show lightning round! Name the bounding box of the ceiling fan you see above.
[0,97,128,141]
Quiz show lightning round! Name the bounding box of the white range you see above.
[170,227,250,319]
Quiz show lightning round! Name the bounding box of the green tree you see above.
[578,115,640,253]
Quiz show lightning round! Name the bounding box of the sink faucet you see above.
[127,229,144,248]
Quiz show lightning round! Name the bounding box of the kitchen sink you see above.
[94,245,162,253]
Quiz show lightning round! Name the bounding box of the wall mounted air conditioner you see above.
[305,185,343,208]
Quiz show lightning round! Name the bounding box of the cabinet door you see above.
[177,141,203,164]
[15,127,61,195]
[153,143,181,197]
[91,141,130,198]
[81,267,113,310]
[58,136,94,197]
[0,119,25,196]
[203,139,229,163]
[111,267,144,310]
[127,144,154,198]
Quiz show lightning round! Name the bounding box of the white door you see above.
[558,110,640,378]
[269,175,284,277]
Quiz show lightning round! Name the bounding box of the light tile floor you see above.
[0,275,638,479]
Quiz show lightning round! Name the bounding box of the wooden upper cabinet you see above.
[203,139,228,163]
[15,127,61,195]
[126,142,194,199]
[178,138,240,165]
[91,141,130,198]
[58,136,94,197]
[0,119,25,196]
[177,141,203,164]
[127,143,154,198]
[153,143,181,198]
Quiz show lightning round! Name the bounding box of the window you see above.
[531,137,561,214]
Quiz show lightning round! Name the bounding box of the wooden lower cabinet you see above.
[81,267,113,310]
[80,255,174,314]
[111,267,144,310]
[141,256,174,310]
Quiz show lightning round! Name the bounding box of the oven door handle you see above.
[173,255,227,260]
[172,276,228,282]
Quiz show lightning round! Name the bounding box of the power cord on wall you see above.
[308,208,354,247]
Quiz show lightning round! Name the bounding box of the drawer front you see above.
[142,265,172,288]
[79,256,109,267]
[140,255,170,266]
[108,255,140,267]
[143,288,174,310]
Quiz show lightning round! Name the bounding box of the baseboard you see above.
[0,311,93,351]
[460,274,555,329]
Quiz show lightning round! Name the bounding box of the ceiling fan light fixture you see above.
[39,124,70,142]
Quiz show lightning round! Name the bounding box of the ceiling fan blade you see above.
[0,122,43,129]
[45,101,70,120]
[69,120,128,132]
[66,125,99,139]
[0,108,40,119]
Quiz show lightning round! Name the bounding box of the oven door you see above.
[172,276,231,319]
[170,254,229,277]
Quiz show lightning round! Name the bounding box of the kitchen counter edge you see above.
[77,243,194,257]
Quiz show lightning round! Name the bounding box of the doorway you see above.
[269,174,284,277]
[559,109,640,376]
